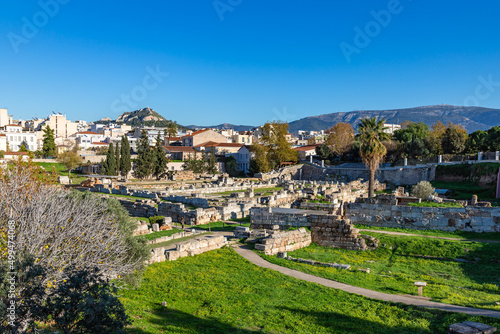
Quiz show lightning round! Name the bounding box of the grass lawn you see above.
[121,247,500,334]
[408,201,463,208]
[148,233,210,249]
[194,221,251,232]
[260,234,500,310]
[35,162,87,184]
[430,180,497,203]
[354,224,500,242]
[139,229,184,241]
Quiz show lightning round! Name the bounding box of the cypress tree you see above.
[153,132,168,179]
[135,130,153,179]
[115,143,121,175]
[120,136,132,179]
[106,143,117,176]
[207,145,218,174]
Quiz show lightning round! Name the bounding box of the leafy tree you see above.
[248,158,260,175]
[153,132,168,179]
[325,122,355,155]
[466,130,488,153]
[183,151,206,173]
[249,143,271,173]
[442,124,467,154]
[356,117,391,197]
[135,130,154,179]
[57,149,82,176]
[0,151,4,159]
[427,121,447,155]
[315,143,331,161]
[120,135,132,178]
[393,122,430,158]
[42,126,56,158]
[252,122,298,171]
[46,266,130,334]
[224,155,237,176]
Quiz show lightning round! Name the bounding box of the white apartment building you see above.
[0,124,37,151]
[73,131,106,150]
[0,109,13,127]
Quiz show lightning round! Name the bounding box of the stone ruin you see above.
[254,228,312,256]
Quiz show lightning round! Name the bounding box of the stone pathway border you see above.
[233,244,500,319]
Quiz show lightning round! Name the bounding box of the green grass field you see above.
[139,229,184,241]
[260,233,500,310]
[147,233,211,249]
[35,162,87,184]
[121,247,500,334]
[193,221,251,232]
[354,224,500,242]
[430,180,497,202]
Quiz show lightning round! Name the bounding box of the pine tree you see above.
[135,130,153,179]
[120,136,132,179]
[105,143,117,176]
[153,132,168,179]
[42,126,56,158]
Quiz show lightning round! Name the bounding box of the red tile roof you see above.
[294,145,318,152]
[182,129,210,138]
[78,131,100,135]
[165,136,182,141]
[4,151,28,155]
[195,141,243,148]
[163,146,195,152]
[92,142,109,145]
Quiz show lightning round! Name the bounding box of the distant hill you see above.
[96,107,188,130]
[187,123,255,132]
[287,105,500,133]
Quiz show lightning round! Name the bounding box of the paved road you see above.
[233,244,500,319]
[359,229,500,244]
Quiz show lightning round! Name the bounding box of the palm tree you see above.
[357,117,391,197]
[166,122,178,144]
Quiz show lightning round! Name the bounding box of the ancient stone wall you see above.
[254,228,312,255]
[118,199,157,217]
[250,208,371,251]
[149,235,226,263]
[346,202,500,233]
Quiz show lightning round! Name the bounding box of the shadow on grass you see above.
[127,306,259,334]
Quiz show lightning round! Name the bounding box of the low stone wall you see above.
[255,228,312,255]
[133,220,150,236]
[149,235,226,263]
[163,195,210,208]
[346,202,500,233]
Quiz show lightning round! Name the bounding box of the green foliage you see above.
[119,135,132,177]
[224,155,238,176]
[115,142,121,173]
[135,130,154,179]
[57,149,81,176]
[356,117,391,197]
[121,247,500,333]
[140,228,183,241]
[153,132,168,179]
[442,126,467,154]
[104,143,117,175]
[207,146,218,174]
[315,143,331,160]
[46,266,130,334]
[251,122,299,173]
[183,151,207,173]
[410,181,436,199]
[0,256,47,333]
[42,126,56,158]
[0,150,4,159]
[149,215,165,225]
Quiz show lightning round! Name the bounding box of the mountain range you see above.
[97,105,500,134]
[287,105,500,133]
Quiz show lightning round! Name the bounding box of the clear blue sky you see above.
[1,0,500,126]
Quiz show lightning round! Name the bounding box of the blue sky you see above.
[1,0,500,126]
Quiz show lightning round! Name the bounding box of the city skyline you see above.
[1,1,500,125]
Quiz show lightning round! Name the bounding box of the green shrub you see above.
[149,215,165,225]
[411,181,436,199]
